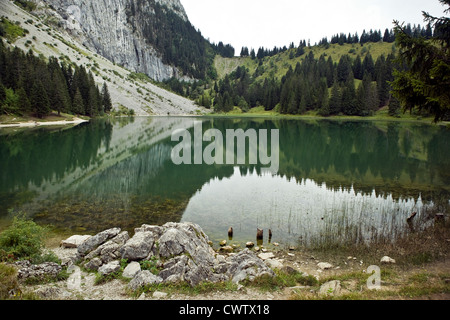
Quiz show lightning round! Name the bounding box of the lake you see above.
[0,117,448,248]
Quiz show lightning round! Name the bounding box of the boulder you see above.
[227,249,275,283]
[77,227,121,256]
[98,260,121,275]
[84,231,129,265]
[121,231,155,261]
[122,261,141,279]
[85,257,102,271]
[60,235,91,248]
[128,270,163,291]
[319,280,341,296]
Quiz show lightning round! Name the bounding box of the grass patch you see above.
[134,280,239,298]
[244,269,318,292]
[0,17,26,42]
[0,263,19,299]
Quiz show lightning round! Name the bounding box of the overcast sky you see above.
[181,0,446,53]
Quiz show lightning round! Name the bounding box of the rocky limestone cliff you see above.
[31,0,190,81]
[1,0,207,115]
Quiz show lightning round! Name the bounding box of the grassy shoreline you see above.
[204,106,450,126]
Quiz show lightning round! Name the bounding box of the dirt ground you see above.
[22,244,449,301]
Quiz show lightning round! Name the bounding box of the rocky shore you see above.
[12,221,442,301]
[13,222,288,299]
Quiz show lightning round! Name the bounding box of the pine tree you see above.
[341,73,357,115]
[101,82,112,113]
[16,87,31,114]
[72,88,85,115]
[31,80,50,118]
[353,55,363,80]
[329,81,342,115]
[391,0,450,121]
[362,53,375,79]
[337,55,352,83]
[388,96,401,116]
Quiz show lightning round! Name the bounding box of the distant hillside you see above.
[214,42,395,82]
[201,41,400,118]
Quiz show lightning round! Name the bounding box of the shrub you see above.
[0,216,47,262]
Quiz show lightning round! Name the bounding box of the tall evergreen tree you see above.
[31,80,50,118]
[391,0,450,121]
[102,83,112,113]
[72,88,85,115]
[329,81,342,115]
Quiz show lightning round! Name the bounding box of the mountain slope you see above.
[29,0,213,81]
[0,0,207,116]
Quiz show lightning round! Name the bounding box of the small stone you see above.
[317,262,333,270]
[246,242,255,248]
[258,252,275,260]
[219,240,227,246]
[219,245,234,253]
[153,291,168,299]
[380,256,396,264]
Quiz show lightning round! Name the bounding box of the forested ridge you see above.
[163,20,447,120]
[0,38,112,118]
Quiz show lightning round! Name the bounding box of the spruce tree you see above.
[391,0,450,121]
[16,87,31,114]
[101,82,112,113]
[72,88,85,115]
[329,81,342,115]
[31,80,50,118]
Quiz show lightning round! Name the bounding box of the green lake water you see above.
[0,117,449,247]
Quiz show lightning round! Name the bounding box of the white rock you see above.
[122,261,141,279]
[60,235,92,248]
[258,252,275,260]
[98,260,121,275]
[380,256,396,264]
[317,262,333,270]
[265,259,283,269]
[153,291,168,299]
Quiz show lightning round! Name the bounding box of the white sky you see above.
[181,0,446,53]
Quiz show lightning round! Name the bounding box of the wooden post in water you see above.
[228,227,233,240]
[256,228,263,246]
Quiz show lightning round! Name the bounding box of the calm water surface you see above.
[0,117,448,247]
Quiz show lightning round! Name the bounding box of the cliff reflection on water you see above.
[0,117,448,247]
